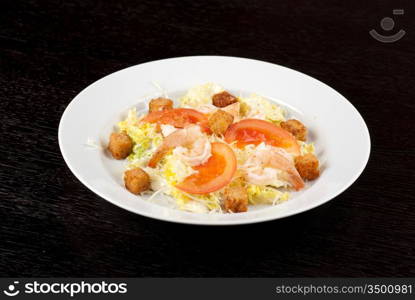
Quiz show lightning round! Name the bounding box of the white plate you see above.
[58,56,370,225]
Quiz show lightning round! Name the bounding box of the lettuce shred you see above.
[239,94,286,124]
[179,83,224,108]
[118,108,163,167]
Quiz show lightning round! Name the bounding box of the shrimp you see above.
[148,125,211,168]
[245,166,282,186]
[243,143,305,190]
[160,124,178,137]
[173,136,211,166]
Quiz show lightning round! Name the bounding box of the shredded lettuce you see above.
[239,94,285,124]
[162,154,198,186]
[164,186,221,213]
[299,141,315,155]
[168,188,192,207]
[197,193,222,211]
[179,83,224,107]
[247,184,290,205]
[142,166,167,191]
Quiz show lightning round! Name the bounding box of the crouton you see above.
[212,91,238,108]
[224,184,248,213]
[149,97,173,112]
[295,153,320,180]
[108,132,133,159]
[124,168,151,194]
[208,109,234,135]
[280,119,307,141]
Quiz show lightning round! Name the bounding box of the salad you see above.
[107,83,320,213]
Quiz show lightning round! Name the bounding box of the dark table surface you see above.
[1,0,414,277]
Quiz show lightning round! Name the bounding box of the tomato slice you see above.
[224,119,300,155]
[176,142,237,194]
[142,108,209,132]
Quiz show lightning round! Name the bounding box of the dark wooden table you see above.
[1,0,414,277]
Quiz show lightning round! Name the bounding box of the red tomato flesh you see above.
[142,108,209,132]
[225,119,300,155]
[176,142,237,194]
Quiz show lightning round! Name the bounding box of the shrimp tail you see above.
[287,169,305,191]
[265,146,305,191]
[148,146,170,168]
